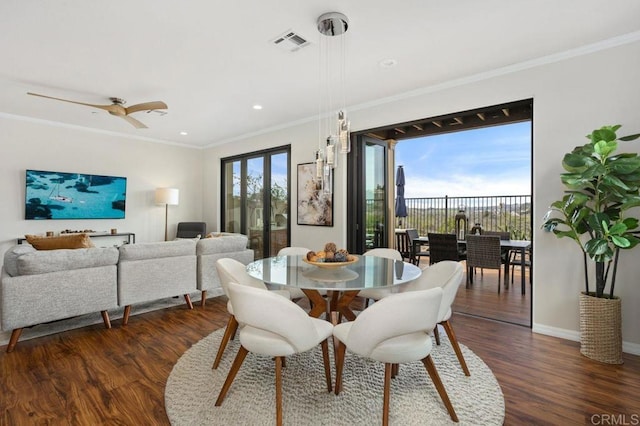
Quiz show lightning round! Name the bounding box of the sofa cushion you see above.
[3,245,37,276]
[118,240,196,261]
[25,233,94,250]
[197,234,248,255]
[15,247,119,275]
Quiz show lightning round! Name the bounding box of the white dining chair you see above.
[402,260,470,376]
[212,258,290,369]
[215,281,334,426]
[277,246,326,300]
[357,248,403,306]
[333,287,458,424]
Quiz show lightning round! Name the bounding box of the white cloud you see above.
[403,174,530,198]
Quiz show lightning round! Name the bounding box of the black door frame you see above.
[220,145,291,259]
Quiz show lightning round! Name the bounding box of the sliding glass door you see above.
[221,146,290,259]
[347,136,389,254]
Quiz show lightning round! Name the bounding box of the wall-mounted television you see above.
[25,169,127,220]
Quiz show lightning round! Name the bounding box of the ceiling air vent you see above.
[271,30,310,53]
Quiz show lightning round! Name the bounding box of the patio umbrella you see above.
[395,165,407,227]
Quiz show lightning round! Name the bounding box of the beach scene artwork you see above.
[25,169,127,220]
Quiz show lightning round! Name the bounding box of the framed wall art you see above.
[297,162,333,226]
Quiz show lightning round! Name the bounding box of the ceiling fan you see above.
[27,92,168,129]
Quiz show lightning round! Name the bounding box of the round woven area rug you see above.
[165,327,504,425]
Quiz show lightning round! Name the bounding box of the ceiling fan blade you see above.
[120,115,148,129]
[27,92,117,112]
[125,101,168,115]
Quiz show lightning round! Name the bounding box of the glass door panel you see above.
[269,152,289,254]
[365,142,387,249]
[223,161,241,233]
[246,157,265,259]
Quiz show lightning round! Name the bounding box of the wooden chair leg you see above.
[383,363,392,426]
[215,345,249,406]
[275,356,283,426]
[200,290,207,307]
[101,310,112,329]
[334,341,346,395]
[122,305,132,325]
[442,320,470,376]
[321,339,332,392]
[184,294,193,309]
[391,363,400,378]
[422,355,458,422]
[212,315,239,369]
[6,328,23,353]
[433,325,441,345]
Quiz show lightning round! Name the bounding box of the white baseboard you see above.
[532,323,640,356]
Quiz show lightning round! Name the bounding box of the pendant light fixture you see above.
[315,11,350,194]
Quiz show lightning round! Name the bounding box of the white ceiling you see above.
[1,1,639,148]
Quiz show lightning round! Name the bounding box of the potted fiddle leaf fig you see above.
[542,125,640,364]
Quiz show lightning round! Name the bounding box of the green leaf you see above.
[609,157,640,174]
[562,153,589,172]
[622,217,639,230]
[585,238,610,255]
[592,127,617,143]
[602,174,631,191]
[612,235,631,248]
[594,140,617,158]
[619,132,640,141]
[608,222,627,235]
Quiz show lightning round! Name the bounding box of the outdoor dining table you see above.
[246,254,422,322]
[412,236,532,294]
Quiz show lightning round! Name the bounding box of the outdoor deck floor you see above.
[415,258,531,327]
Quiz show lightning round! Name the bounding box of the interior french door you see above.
[221,146,290,259]
[347,136,389,254]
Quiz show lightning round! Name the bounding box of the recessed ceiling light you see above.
[379,58,398,68]
[253,104,263,110]
[179,131,188,136]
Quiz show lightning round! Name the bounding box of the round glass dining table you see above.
[246,255,422,321]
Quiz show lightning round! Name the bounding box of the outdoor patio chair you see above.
[427,233,465,265]
[406,228,429,265]
[465,235,503,293]
[395,229,412,262]
[483,231,512,276]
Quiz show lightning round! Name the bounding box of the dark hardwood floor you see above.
[1,292,638,425]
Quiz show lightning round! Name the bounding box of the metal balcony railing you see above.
[366,194,532,242]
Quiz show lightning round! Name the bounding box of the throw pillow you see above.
[25,233,95,250]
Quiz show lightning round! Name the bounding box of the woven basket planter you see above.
[579,292,623,364]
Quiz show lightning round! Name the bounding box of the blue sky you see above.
[395,121,531,198]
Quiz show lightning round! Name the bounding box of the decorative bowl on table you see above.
[302,255,359,269]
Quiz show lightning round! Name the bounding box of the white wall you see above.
[0,117,204,260]
[203,40,640,349]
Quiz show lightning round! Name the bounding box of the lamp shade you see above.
[155,188,179,205]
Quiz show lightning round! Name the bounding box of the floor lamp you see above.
[155,188,179,241]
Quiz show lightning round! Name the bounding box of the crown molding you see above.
[206,30,640,149]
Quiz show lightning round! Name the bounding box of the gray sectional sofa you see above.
[1,245,119,352]
[196,233,254,306]
[118,239,197,325]
[0,233,254,352]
